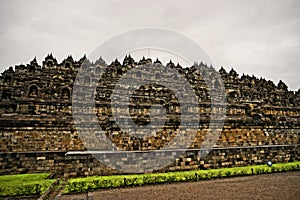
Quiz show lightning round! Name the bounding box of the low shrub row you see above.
[0,181,54,197]
[63,161,300,194]
[0,173,55,197]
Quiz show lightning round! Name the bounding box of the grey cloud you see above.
[0,0,299,90]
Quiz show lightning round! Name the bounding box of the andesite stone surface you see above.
[0,54,299,176]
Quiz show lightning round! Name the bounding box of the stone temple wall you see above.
[0,54,299,176]
[0,145,299,177]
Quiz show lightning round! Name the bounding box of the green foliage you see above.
[0,173,50,184]
[0,173,55,197]
[63,161,300,194]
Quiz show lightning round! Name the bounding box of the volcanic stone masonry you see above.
[0,54,299,176]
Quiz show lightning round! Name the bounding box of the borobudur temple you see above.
[0,54,299,177]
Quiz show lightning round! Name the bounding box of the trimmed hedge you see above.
[0,173,55,197]
[63,161,300,194]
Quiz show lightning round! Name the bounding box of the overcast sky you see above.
[0,0,299,90]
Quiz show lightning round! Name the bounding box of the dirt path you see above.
[61,171,300,200]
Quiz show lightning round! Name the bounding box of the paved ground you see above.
[60,171,300,200]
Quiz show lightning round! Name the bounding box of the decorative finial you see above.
[95,56,106,65]
[66,55,74,62]
[31,57,37,64]
[114,58,120,65]
[154,58,161,64]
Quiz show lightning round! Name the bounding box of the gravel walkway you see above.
[61,171,300,200]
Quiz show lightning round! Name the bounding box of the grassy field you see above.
[63,161,300,194]
[0,173,55,197]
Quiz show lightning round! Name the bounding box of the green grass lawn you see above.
[63,161,300,194]
[0,173,55,197]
